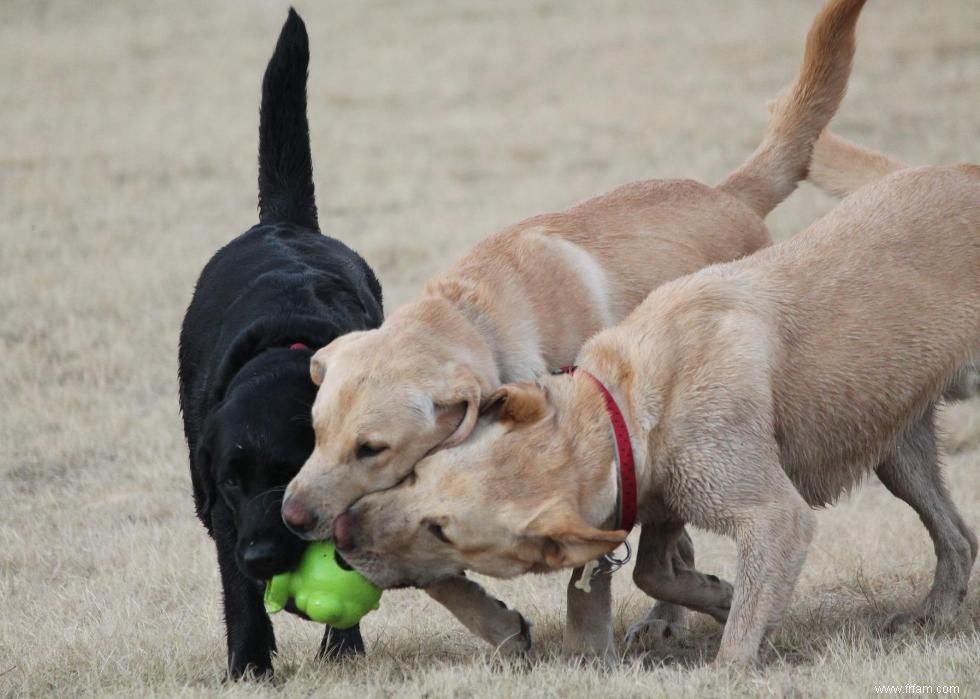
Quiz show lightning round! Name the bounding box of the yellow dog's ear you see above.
[435,364,485,448]
[517,499,627,570]
[309,332,366,385]
[310,350,328,385]
[480,382,549,425]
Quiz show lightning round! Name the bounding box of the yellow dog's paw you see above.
[625,600,691,654]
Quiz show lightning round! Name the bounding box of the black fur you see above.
[178,9,383,679]
[257,8,318,231]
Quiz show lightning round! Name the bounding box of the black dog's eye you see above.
[428,522,452,544]
[356,443,388,460]
[223,474,240,489]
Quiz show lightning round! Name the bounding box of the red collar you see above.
[557,366,637,532]
[288,342,309,351]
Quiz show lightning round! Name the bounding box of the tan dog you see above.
[280,0,867,659]
[808,129,980,400]
[335,148,980,666]
[284,0,865,537]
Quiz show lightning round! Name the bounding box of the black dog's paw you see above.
[317,625,365,660]
[226,658,275,682]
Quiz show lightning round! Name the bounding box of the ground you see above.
[2,0,980,697]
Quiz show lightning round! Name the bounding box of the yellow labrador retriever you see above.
[809,129,980,399]
[335,150,980,666]
[283,0,867,539]
[282,0,867,659]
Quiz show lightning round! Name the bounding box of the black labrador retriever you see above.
[178,9,383,679]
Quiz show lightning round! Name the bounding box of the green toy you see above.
[263,541,382,628]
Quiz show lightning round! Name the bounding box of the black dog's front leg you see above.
[212,505,277,679]
[317,625,364,659]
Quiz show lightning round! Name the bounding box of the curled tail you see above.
[719,0,867,217]
[258,8,319,230]
[807,129,905,198]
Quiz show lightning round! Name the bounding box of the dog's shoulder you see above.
[179,222,382,436]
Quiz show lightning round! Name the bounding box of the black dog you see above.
[178,9,383,679]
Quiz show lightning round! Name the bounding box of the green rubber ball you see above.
[263,541,382,628]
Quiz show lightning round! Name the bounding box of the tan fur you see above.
[808,129,906,197]
[283,0,866,660]
[340,164,980,667]
[804,128,980,400]
[285,0,866,540]
[719,0,868,216]
[288,182,771,537]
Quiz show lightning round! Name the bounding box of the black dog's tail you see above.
[258,8,319,230]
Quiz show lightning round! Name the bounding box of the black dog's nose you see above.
[282,496,319,535]
[242,540,282,578]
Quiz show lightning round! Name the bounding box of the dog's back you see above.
[606,163,980,507]
[733,165,980,504]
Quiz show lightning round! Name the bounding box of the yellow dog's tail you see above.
[806,130,906,198]
[719,0,867,216]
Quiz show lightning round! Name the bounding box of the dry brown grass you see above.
[2,1,980,696]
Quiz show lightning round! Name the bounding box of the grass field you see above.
[2,1,980,696]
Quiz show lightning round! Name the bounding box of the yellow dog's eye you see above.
[356,443,388,460]
[428,522,451,544]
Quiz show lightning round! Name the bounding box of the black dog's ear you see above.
[191,420,218,536]
[206,316,346,405]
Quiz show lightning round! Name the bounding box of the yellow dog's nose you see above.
[282,496,319,535]
[333,511,356,551]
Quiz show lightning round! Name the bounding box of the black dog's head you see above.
[194,347,318,580]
